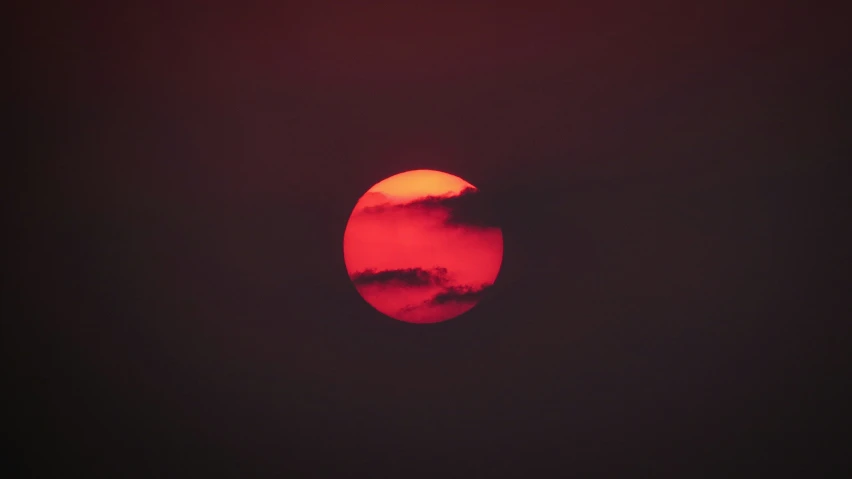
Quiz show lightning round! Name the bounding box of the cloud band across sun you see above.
[350,267,449,287]
[354,187,500,230]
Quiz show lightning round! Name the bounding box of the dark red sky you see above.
[10,1,849,476]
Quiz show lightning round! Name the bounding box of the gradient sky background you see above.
[10,1,850,476]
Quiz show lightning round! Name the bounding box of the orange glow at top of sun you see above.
[367,169,475,201]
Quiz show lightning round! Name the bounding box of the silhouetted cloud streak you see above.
[397,282,495,316]
[428,283,494,304]
[350,267,449,287]
[359,187,500,229]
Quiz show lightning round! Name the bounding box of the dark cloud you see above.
[359,187,501,229]
[350,267,449,287]
[396,282,494,316]
[425,188,501,229]
[428,283,494,305]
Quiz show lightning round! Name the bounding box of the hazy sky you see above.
[11,1,848,475]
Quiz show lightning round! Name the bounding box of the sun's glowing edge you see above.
[366,169,475,202]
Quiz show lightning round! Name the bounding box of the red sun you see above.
[343,169,503,324]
